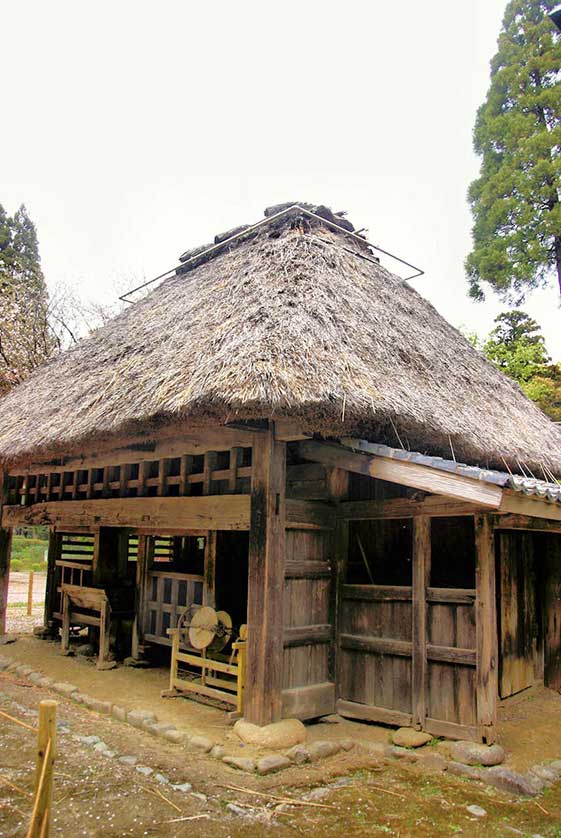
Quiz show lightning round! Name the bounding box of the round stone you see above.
[234,718,306,750]
[392,728,432,748]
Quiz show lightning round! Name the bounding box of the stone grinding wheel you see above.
[208,610,233,653]
[188,606,218,650]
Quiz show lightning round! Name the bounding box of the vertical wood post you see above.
[412,516,431,730]
[327,468,349,691]
[244,424,286,726]
[27,571,34,616]
[475,514,498,743]
[132,534,150,659]
[30,699,57,838]
[203,531,216,607]
[0,470,12,637]
[43,529,59,631]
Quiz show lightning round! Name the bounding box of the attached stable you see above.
[1,203,560,744]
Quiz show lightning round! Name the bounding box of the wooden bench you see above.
[60,584,112,669]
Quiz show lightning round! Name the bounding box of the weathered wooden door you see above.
[498,532,540,698]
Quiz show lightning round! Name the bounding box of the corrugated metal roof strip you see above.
[342,439,561,504]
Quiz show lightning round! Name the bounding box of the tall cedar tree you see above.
[466,0,561,302]
[0,203,55,393]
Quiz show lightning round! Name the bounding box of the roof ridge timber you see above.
[120,203,422,303]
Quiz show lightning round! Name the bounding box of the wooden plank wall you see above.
[337,584,413,726]
[426,587,477,738]
[281,462,336,720]
[543,534,561,691]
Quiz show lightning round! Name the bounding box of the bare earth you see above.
[2,574,561,836]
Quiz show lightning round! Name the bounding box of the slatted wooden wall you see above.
[6,447,252,506]
[281,462,336,719]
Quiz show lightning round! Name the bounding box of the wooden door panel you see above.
[499,533,538,698]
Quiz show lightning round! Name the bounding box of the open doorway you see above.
[496,531,561,699]
[214,531,249,632]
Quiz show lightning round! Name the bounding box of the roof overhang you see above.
[297,438,561,523]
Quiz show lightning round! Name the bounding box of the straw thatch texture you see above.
[0,211,561,474]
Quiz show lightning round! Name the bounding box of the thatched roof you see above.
[1,203,561,475]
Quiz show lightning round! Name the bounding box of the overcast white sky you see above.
[2,0,560,359]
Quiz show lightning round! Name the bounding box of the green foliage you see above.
[0,203,55,393]
[466,0,561,302]
[10,535,48,571]
[483,309,561,420]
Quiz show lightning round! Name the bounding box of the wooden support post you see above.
[228,448,240,493]
[179,455,189,496]
[137,461,147,497]
[0,470,12,637]
[29,699,57,838]
[43,530,59,631]
[475,514,498,744]
[412,516,431,730]
[0,528,12,636]
[132,534,150,659]
[244,425,286,726]
[27,571,34,616]
[203,531,216,607]
[327,468,349,689]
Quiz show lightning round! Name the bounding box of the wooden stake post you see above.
[28,699,57,838]
[27,571,34,617]
[0,469,12,636]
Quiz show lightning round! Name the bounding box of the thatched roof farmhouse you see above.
[0,203,560,474]
[2,204,561,743]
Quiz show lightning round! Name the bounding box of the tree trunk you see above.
[555,236,561,300]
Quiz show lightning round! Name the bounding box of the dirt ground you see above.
[2,574,561,836]
[2,668,561,837]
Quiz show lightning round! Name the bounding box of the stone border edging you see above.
[2,655,559,794]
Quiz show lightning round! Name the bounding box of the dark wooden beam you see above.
[494,513,561,533]
[412,516,430,730]
[244,425,286,726]
[475,514,498,744]
[2,495,251,531]
[0,471,12,636]
[43,528,60,630]
[338,497,483,520]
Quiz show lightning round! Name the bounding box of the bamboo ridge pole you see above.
[28,699,57,838]
[27,571,34,616]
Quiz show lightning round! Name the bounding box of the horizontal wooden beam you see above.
[2,495,251,531]
[493,514,561,533]
[338,497,482,520]
[342,584,412,602]
[283,624,332,647]
[285,560,331,579]
[298,441,503,508]
[2,494,327,533]
[425,717,478,742]
[427,587,476,604]
[282,682,335,720]
[337,698,412,727]
[8,426,252,476]
[427,644,476,666]
[340,633,412,657]
[284,499,334,530]
[498,493,561,523]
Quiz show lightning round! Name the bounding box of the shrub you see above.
[10,559,23,571]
